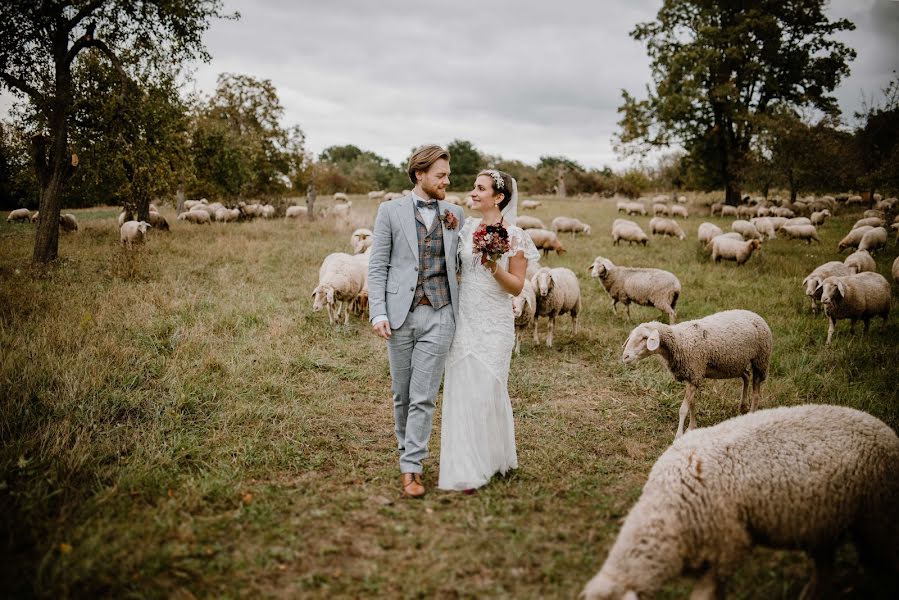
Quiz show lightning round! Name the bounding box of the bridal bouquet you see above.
[472,223,510,267]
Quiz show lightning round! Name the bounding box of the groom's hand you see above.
[373,320,392,339]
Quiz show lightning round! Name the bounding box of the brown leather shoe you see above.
[401,473,425,498]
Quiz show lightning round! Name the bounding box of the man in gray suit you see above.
[368,144,466,498]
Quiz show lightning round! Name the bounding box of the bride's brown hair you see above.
[478,169,513,210]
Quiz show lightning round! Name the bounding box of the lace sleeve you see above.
[457,217,477,257]
[507,226,540,266]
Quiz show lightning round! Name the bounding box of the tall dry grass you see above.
[1,196,897,598]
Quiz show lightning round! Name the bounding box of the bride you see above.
[438,169,539,492]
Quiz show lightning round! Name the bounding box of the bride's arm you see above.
[486,251,526,295]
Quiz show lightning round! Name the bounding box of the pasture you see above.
[1,196,897,598]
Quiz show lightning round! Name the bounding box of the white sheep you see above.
[6,208,31,222]
[649,217,686,240]
[615,200,630,213]
[652,203,669,216]
[59,213,78,232]
[748,217,776,240]
[623,202,647,216]
[511,279,537,356]
[260,204,276,219]
[514,215,545,230]
[587,256,681,324]
[844,249,875,274]
[30,211,40,223]
[838,225,873,252]
[177,210,211,225]
[771,206,795,218]
[820,272,891,345]
[334,192,349,201]
[676,194,687,204]
[582,404,899,600]
[720,205,738,217]
[802,261,852,312]
[810,209,831,226]
[443,194,463,206]
[350,228,373,254]
[520,199,541,210]
[710,236,761,266]
[621,309,772,439]
[731,219,761,240]
[531,267,581,347]
[669,204,688,218]
[285,205,308,219]
[312,252,367,325]
[858,226,887,254]
[893,256,899,285]
[119,220,152,249]
[551,216,591,236]
[526,228,567,256]
[710,202,723,216]
[852,216,884,230]
[779,224,820,244]
[612,220,649,246]
[696,222,723,245]
[329,201,352,219]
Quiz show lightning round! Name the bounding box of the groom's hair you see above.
[478,169,514,210]
[408,145,450,185]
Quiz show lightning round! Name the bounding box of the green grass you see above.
[1,196,897,599]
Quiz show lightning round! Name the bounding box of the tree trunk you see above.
[32,111,70,264]
[306,182,316,221]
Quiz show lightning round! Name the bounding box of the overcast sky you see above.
[4,0,898,170]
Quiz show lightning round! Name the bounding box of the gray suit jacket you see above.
[368,194,465,329]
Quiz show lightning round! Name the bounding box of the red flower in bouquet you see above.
[472,222,510,267]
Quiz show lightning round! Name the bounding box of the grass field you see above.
[1,195,898,599]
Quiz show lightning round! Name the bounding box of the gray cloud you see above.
[3,0,896,170]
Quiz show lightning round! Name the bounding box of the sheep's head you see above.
[587,257,613,279]
[748,239,762,252]
[511,292,529,318]
[820,279,846,313]
[533,269,554,297]
[803,275,823,298]
[581,571,639,600]
[137,221,152,234]
[622,324,661,365]
[583,224,592,235]
[311,285,335,311]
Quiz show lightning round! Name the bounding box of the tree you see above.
[854,76,899,198]
[445,140,482,191]
[0,0,230,264]
[318,144,404,193]
[617,0,855,204]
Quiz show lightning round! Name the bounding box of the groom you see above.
[368,144,465,498]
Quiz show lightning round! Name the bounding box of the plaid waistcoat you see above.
[412,208,450,310]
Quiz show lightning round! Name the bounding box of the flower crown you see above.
[484,169,505,190]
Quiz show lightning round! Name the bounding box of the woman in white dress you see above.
[438,169,540,492]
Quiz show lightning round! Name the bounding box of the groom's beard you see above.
[421,181,446,201]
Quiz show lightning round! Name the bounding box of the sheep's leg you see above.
[514,332,521,356]
[689,570,725,600]
[666,306,676,325]
[571,312,578,336]
[343,301,350,325]
[750,376,762,412]
[532,319,540,344]
[849,319,856,334]
[826,317,835,345]
[739,371,751,414]
[326,303,335,324]
[546,317,555,347]
[799,548,835,600]
[675,384,696,439]
[863,318,870,334]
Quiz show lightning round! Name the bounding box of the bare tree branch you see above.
[65,36,124,77]
[64,0,105,33]
[0,71,46,105]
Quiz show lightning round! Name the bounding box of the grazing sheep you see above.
[803,261,853,312]
[894,221,899,244]
[710,237,761,265]
[587,256,680,324]
[6,208,31,223]
[367,190,384,201]
[720,205,738,217]
[820,272,891,345]
[779,224,820,244]
[652,203,669,216]
[147,212,170,231]
[731,220,761,240]
[669,204,688,218]
[612,220,649,246]
[59,213,78,232]
[838,225,873,252]
[119,220,152,249]
[514,215,545,230]
[710,202,723,216]
[329,201,352,219]
[676,195,687,204]
[177,210,211,225]
[616,200,630,213]
[649,217,686,240]
[737,204,756,219]
[334,192,349,201]
[581,404,899,600]
[783,216,812,227]
[623,201,647,216]
[810,209,831,226]
[748,217,776,240]
[216,208,240,223]
[771,206,795,218]
[551,216,591,236]
[526,228,567,256]
[285,205,308,219]
[844,249,875,275]
[852,216,884,230]
[697,222,723,245]
[260,204,276,219]
[863,209,884,219]
[312,252,367,325]
[511,279,537,356]
[531,267,581,347]
[621,309,772,439]
[30,211,40,223]
[521,199,541,210]
[444,194,463,206]
[350,228,373,254]
[347,249,371,317]
[893,256,899,284]
[858,226,887,254]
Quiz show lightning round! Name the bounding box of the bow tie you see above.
[416,199,437,210]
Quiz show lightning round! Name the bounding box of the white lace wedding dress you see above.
[438,217,540,491]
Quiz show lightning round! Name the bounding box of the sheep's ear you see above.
[586,264,594,273]
[311,286,319,299]
[836,280,846,297]
[326,289,335,303]
[646,329,660,352]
